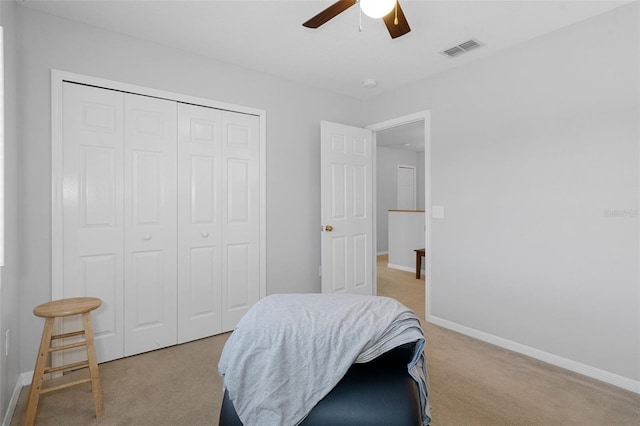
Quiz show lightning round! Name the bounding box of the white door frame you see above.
[51,69,267,307]
[366,111,431,318]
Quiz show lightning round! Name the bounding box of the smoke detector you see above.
[363,79,378,89]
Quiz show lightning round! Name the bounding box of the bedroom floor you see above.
[10,256,640,425]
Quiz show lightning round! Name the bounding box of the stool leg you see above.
[25,317,54,426]
[82,312,104,417]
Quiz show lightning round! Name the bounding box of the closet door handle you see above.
[143,234,152,241]
[202,232,209,238]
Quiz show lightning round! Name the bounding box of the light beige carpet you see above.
[11,255,640,425]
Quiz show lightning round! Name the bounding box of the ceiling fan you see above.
[302,0,411,39]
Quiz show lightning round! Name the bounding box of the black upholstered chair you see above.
[219,343,422,426]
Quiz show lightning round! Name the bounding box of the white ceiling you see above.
[376,120,425,152]
[19,0,632,100]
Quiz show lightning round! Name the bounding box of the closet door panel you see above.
[62,83,125,363]
[130,250,164,324]
[226,243,250,308]
[177,103,223,343]
[132,151,163,223]
[189,246,218,312]
[124,94,177,356]
[222,112,260,331]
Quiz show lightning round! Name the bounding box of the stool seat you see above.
[25,297,104,425]
[33,297,102,318]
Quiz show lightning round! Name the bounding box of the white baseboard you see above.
[427,314,640,395]
[376,251,389,256]
[20,371,33,386]
[387,263,425,274]
[388,263,413,272]
[2,372,30,426]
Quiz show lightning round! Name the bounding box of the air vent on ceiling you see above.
[441,39,483,58]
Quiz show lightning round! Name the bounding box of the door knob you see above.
[143,234,152,241]
[202,232,209,238]
[325,225,333,232]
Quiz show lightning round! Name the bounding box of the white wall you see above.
[15,6,364,374]
[376,147,422,253]
[366,2,640,385]
[388,211,425,271]
[0,0,22,421]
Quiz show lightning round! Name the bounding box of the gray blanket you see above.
[218,293,431,425]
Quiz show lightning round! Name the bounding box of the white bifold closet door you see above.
[177,103,223,343]
[62,83,125,362]
[61,82,260,363]
[123,94,178,356]
[219,110,261,331]
[177,104,260,340]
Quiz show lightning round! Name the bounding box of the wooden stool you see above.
[25,297,104,425]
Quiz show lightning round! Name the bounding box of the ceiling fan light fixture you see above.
[360,0,396,19]
[302,0,410,39]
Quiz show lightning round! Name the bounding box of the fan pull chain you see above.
[394,1,398,25]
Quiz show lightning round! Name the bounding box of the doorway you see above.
[367,111,431,319]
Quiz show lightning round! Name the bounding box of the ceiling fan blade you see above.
[382,1,411,39]
[302,0,357,29]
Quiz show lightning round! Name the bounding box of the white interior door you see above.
[320,121,374,295]
[62,83,125,363]
[123,93,177,356]
[397,165,416,209]
[177,103,223,343]
[221,111,261,330]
